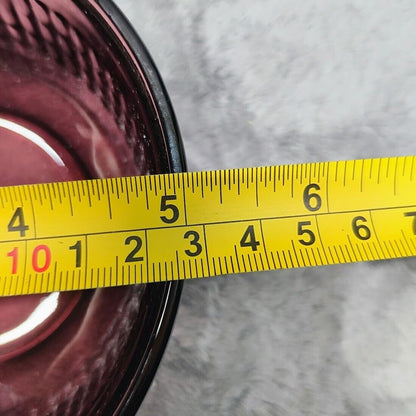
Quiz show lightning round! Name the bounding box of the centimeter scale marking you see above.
[0,155,416,296]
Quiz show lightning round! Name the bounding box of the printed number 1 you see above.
[69,240,82,267]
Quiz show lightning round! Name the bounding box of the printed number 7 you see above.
[404,212,416,234]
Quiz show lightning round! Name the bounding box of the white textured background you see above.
[114,1,416,415]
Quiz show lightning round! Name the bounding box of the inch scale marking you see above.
[0,156,416,296]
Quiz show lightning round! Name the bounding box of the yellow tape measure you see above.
[1,155,416,296]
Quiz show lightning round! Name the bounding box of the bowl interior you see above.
[0,1,183,414]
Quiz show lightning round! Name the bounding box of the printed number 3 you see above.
[184,230,202,256]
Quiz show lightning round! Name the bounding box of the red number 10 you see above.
[7,245,51,274]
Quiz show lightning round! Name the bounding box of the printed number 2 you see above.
[8,207,29,237]
[125,236,144,262]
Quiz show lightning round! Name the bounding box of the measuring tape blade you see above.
[0,155,415,296]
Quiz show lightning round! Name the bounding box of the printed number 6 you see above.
[303,184,322,212]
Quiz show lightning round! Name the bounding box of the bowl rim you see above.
[77,1,186,413]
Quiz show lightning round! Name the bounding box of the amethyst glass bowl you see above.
[0,0,185,414]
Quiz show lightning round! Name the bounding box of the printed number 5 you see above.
[160,195,179,224]
[298,221,316,245]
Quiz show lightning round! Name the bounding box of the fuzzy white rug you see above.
[115,1,416,415]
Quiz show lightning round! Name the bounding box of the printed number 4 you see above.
[8,207,29,237]
[240,225,260,251]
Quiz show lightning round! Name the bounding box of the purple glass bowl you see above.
[0,0,184,414]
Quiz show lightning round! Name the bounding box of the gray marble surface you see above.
[114,1,416,415]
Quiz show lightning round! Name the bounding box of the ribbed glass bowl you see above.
[0,1,184,414]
